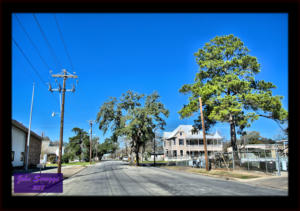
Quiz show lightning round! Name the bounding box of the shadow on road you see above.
[71,167,124,179]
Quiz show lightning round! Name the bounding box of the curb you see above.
[62,165,87,179]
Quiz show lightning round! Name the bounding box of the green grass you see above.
[140,160,168,164]
[164,166,260,179]
[46,161,96,167]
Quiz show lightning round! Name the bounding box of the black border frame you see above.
[1,1,299,210]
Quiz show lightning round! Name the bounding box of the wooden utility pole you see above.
[199,97,209,171]
[153,135,156,167]
[49,69,78,173]
[88,120,94,164]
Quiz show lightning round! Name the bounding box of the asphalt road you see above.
[40,160,287,196]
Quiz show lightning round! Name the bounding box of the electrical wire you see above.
[13,37,61,108]
[12,38,47,86]
[14,14,52,72]
[14,13,55,98]
[13,14,78,138]
[53,14,74,72]
[32,13,62,71]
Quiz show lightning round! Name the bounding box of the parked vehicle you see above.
[122,156,128,161]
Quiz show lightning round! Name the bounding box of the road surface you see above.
[40,160,287,196]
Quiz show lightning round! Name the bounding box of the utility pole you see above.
[276,144,281,176]
[153,132,156,167]
[80,133,83,162]
[96,137,98,161]
[199,97,209,171]
[49,69,78,173]
[88,120,94,165]
[231,148,235,170]
[25,83,35,171]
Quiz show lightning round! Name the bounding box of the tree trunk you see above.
[135,145,140,166]
[229,114,240,162]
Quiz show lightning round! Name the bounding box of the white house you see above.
[163,125,223,160]
[41,138,64,163]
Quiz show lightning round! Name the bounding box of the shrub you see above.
[62,153,70,163]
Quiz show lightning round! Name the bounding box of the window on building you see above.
[179,139,184,145]
[180,132,182,136]
[173,139,176,145]
[180,150,183,156]
[166,150,168,156]
[12,151,15,161]
[20,152,24,161]
[199,139,203,145]
[173,150,177,157]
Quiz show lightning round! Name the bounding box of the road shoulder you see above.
[159,166,288,190]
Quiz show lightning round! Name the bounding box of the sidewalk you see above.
[220,170,288,190]
[11,165,87,196]
[233,172,288,190]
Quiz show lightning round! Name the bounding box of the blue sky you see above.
[12,13,288,144]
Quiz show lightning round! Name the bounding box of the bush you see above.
[62,154,70,163]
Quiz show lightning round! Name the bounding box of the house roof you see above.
[164,125,223,140]
[163,132,172,139]
[12,119,42,141]
[212,130,222,139]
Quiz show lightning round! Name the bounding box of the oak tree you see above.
[96,90,169,166]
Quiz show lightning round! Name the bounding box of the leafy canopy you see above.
[97,138,119,160]
[96,90,169,165]
[179,34,288,135]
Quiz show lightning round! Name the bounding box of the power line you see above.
[12,37,61,107]
[53,14,74,72]
[14,14,52,72]
[32,13,61,71]
[13,38,47,86]
[14,13,56,97]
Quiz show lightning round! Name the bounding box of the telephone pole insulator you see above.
[48,83,53,92]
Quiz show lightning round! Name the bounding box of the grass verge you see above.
[163,166,260,179]
[46,161,96,167]
[140,161,168,164]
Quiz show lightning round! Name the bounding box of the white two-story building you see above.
[163,125,223,160]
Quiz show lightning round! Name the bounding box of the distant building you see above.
[148,151,164,161]
[41,139,64,163]
[12,119,42,167]
[227,142,288,158]
[163,125,223,160]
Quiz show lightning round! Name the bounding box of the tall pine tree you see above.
[179,34,288,161]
